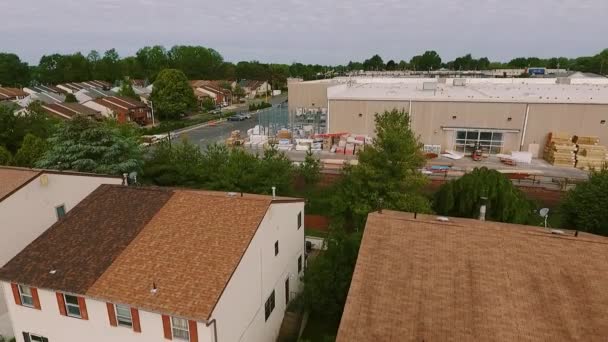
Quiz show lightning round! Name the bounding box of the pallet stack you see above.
[544,132,576,167]
[226,130,244,147]
[574,135,608,170]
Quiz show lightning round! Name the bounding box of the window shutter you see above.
[31,288,41,310]
[106,302,117,326]
[131,308,141,333]
[22,332,31,342]
[162,314,172,340]
[56,292,67,316]
[78,297,89,320]
[188,320,198,342]
[11,283,21,305]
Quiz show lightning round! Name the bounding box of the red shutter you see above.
[131,308,141,333]
[188,320,198,342]
[106,303,117,327]
[11,283,21,305]
[56,293,67,316]
[31,288,41,310]
[162,314,172,340]
[78,297,88,320]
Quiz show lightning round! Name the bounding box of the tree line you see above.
[2,47,606,90]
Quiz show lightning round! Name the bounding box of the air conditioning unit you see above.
[422,82,437,91]
[453,79,467,86]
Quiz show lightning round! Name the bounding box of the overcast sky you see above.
[2,0,607,65]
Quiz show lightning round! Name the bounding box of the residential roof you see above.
[42,103,101,120]
[337,211,608,342]
[0,185,303,321]
[93,96,147,111]
[327,81,608,104]
[0,168,41,202]
[0,87,28,100]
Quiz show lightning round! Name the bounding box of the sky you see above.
[2,0,608,65]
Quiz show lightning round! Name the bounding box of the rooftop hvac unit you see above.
[453,79,467,86]
[556,77,571,85]
[422,82,437,91]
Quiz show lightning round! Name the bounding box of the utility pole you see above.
[149,100,155,126]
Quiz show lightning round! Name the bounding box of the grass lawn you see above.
[299,314,339,342]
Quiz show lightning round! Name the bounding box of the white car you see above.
[242,113,252,119]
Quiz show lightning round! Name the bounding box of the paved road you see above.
[182,94,288,148]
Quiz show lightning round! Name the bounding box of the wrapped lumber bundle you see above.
[576,144,608,170]
[226,130,244,146]
[544,132,575,167]
[573,135,600,145]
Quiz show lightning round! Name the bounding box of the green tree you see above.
[0,53,30,87]
[0,102,57,153]
[398,60,409,70]
[302,227,361,322]
[0,146,12,165]
[363,54,384,71]
[136,45,170,81]
[233,84,245,101]
[201,97,216,111]
[118,79,140,101]
[385,60,396,70]
[169,45,225,79]
[331,109,431,230]
[561,167,608,236]
[150,69,197,120]
[36,116,143,175]
[12,133,48,167]
[64,93,78,103]
[411,50,442,71]
[143,139,205,187]
[434,167,534,224]
[298,150,321,188]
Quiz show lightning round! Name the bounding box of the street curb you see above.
[172,118,227,135]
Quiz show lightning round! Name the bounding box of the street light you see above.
[148,100,156,126]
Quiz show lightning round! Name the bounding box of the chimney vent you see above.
[151,282,158,294]
[272,186,276,199]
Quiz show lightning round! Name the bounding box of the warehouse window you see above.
[455,130,504,155]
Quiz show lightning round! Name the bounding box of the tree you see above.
[12,133,48,167]
[36,116,143,175]
[434,167,534,224]
[150,69,197,120]
[298,150,321,188]
[143,138,205,187]
[117,79,140,101]
[385,60,396,70]
[331,109,431,230]
[302,227,361,322]
[561,167,608,236]
[0,102,57,153]
[201,97,216,111]
[0,53,30,87]
[64,93,78,103]
[169,45,225,79]
[136,45,170,81]
[363,55,384,71]
[411,50,442,71]
[0,146,12,165]
[233,84,245,100]
[398,60,409,70]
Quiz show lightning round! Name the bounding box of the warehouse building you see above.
[288,77,608,157]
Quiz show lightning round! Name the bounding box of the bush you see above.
[248,101,272,111]
[561,167,608,236]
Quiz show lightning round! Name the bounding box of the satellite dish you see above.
[539,208,550,218]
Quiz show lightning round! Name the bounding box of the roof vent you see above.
[151,282,158,294]
[227,192,238,197]
[453,78,466,86]
[436,216,449,222]
[422,82,437,91]
[551,229,565,235]
[49,269,57,275]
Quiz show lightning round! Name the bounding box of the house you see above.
[0,167,122,338]
[41,103,102,120]
[337,210,608,342]
[57,81,111,94]
[238,80,271,99]
[74,88,116,104]
[83,96,151,125]
[17,92,66,108]
[22,85,65,96]
[0,88,28,102]
[190,80,233,106]
[0,185,305,342]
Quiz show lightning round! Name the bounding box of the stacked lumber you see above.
[574,135,600,145]
[544,132,576,167]
[226,130,244,146]
[576,143,608,170]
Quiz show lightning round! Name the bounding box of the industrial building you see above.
[288,77,608,158]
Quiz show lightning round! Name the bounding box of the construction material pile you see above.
[544,132,576,167]
[574,135,608,170]
[225,130,244,147]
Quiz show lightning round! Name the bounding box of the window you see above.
[19,285,34,307]
[22,333,48,342]
[454,129,505,155]
[171,317,190,340]
[264,290,275,321]
[298,255,303,273]
[55,204,66,219]
[115,304,133,328]
[297,212,302,229]
[274,241,279,256]
[64,294,81,318]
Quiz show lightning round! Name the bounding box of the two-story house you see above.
[0,167,122,338]
[0,185,305,342]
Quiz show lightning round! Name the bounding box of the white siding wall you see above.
[82,101,114,118]
[0,173,121,338]
[1,284,211,342]
[210,202,305,342]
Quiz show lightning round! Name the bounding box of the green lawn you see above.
[299,314,339,342]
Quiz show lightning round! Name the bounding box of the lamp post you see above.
[149,100,156,126]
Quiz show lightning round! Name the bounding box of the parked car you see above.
[242,113,252,119]
[228,114,245,121]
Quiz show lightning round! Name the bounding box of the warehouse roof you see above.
[327,82,608,104]
[0,185,303,322]
[337,211,608,342]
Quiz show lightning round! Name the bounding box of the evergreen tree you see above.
[561,167,608,236]
[434,167,534,223]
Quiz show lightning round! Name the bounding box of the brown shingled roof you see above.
[337,211,608,342]
[0,168,41,202]
[0,185,173,294]
[42,102,101,120]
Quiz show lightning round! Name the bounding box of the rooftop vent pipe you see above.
[272,186,276,199]
[479,197,488,221]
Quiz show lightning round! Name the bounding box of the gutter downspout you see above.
[206,319,218,342]
[519,104,530,151]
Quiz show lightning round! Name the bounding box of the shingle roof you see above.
[337,211,608,342]
[0,185,302,321]
[0,185,173,293]
[42,103,101,119]
[0,168,41,202]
